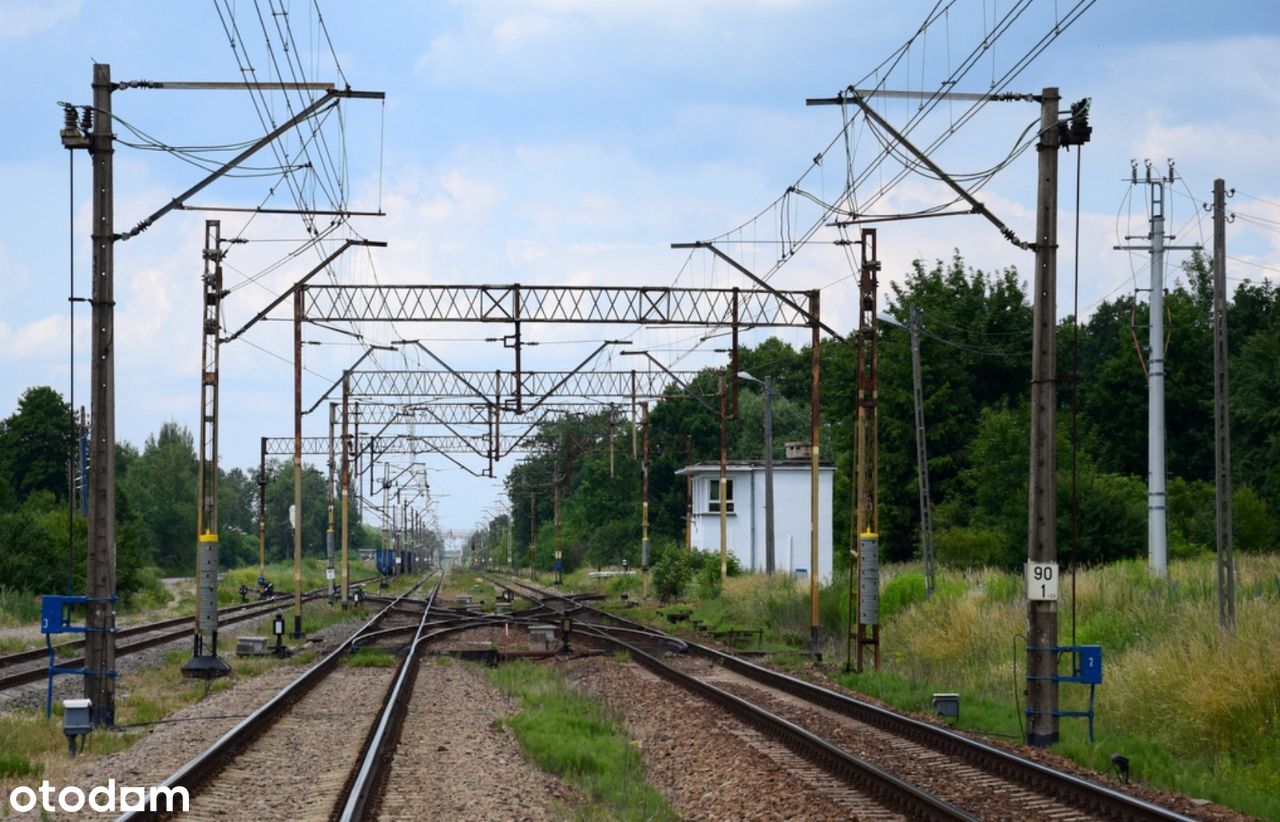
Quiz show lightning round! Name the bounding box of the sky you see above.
[0,0,1277,538]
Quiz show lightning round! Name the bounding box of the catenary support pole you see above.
[85,63,117,727]
[1026,87,1061,747]
[910,305,936,599]
[763,376,775,576]
[292,289,304,638]
[341,375,351,606]
[1212,178,1235,631]
[258,437,268,576]
[183,219,230,679]
[326,402,337,599]
[809,290,821,648]
[641,402,651,597]
[719,375,729,585]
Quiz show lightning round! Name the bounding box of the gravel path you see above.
[378,659,577,821]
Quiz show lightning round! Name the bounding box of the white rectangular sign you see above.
[1026,561,1059,601]
[325,568,335,580]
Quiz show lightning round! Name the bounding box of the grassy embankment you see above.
[557,555,1280,820]
[486,659,676,821]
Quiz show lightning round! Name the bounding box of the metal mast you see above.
[1211,178,1235,631]
[909,306,936,599]
[184,220,231,678]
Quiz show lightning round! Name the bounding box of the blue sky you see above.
[0,0,1277,535]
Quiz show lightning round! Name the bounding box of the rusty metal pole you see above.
[529,491,537,573]
[809,291,821,648]
[84,62,117,727]
[341,375,350,606]
[291,288,305,638]
[685,436,693,551]
[1212,178,1236,632]
[326,402,337,599]
[641,401,650,598]
[719,374,729,585]
[184,219,230,679]
[258,437,268,576]
[731,288,740,419]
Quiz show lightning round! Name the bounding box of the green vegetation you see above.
[345,646,397,668]
[487,660,676,821]
[639,557,1280,820]
[465,254,1277,581]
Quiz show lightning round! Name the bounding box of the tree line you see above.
[0,391,382,600]
[491,252,1278,575]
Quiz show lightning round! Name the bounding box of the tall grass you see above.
[681,554,1280,819]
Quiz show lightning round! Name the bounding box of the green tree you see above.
[119,422,198,573]
[0,386,75,502]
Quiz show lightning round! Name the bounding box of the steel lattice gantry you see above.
[264,434,533,457]
[346,401,624,426]
[302,283,814,326]
[342,369,707,401]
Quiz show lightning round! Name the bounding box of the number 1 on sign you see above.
[1026,561,1059,601]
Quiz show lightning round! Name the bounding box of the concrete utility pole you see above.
[1024,87,1069,748]
[85,63,117,727]
[1211,178,1235,631]
[909,306,936,599]
[1114,159,1199,579]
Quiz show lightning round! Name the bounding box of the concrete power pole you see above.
[909,306,936,599]
[85,63,117,727]
[1114,159,1199,579]
[1025,87,1062,748]
[1211,178,1235,631]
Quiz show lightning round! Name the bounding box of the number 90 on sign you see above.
[1026,561,1059,601]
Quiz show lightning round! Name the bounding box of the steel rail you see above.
[115,573,434,822]
[0,576,386,673]
[592,628,974,821]
[486,574,1192,822]
[336,577,454,821]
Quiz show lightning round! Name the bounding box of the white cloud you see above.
[0,0,81,40]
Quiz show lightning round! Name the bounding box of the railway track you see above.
[484,574,1193,822]
[0,579,382,693]
[116,573,439,821]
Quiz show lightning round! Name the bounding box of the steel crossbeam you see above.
[301,284,813,326]
[349,401,622,426]
[344,369,707,400]
[264,434,533,457]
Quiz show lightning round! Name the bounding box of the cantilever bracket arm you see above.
[670,242,846,342]
[304,344,394,416]
[807,89,1031,251]
[223,239,387,344]
[620,351,720,417]
[117,88,385,241]
[407,342,496,408]
[521,340,630,416]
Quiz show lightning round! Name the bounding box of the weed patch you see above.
[487,661,675,821]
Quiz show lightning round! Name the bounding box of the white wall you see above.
[686,465,834,582]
